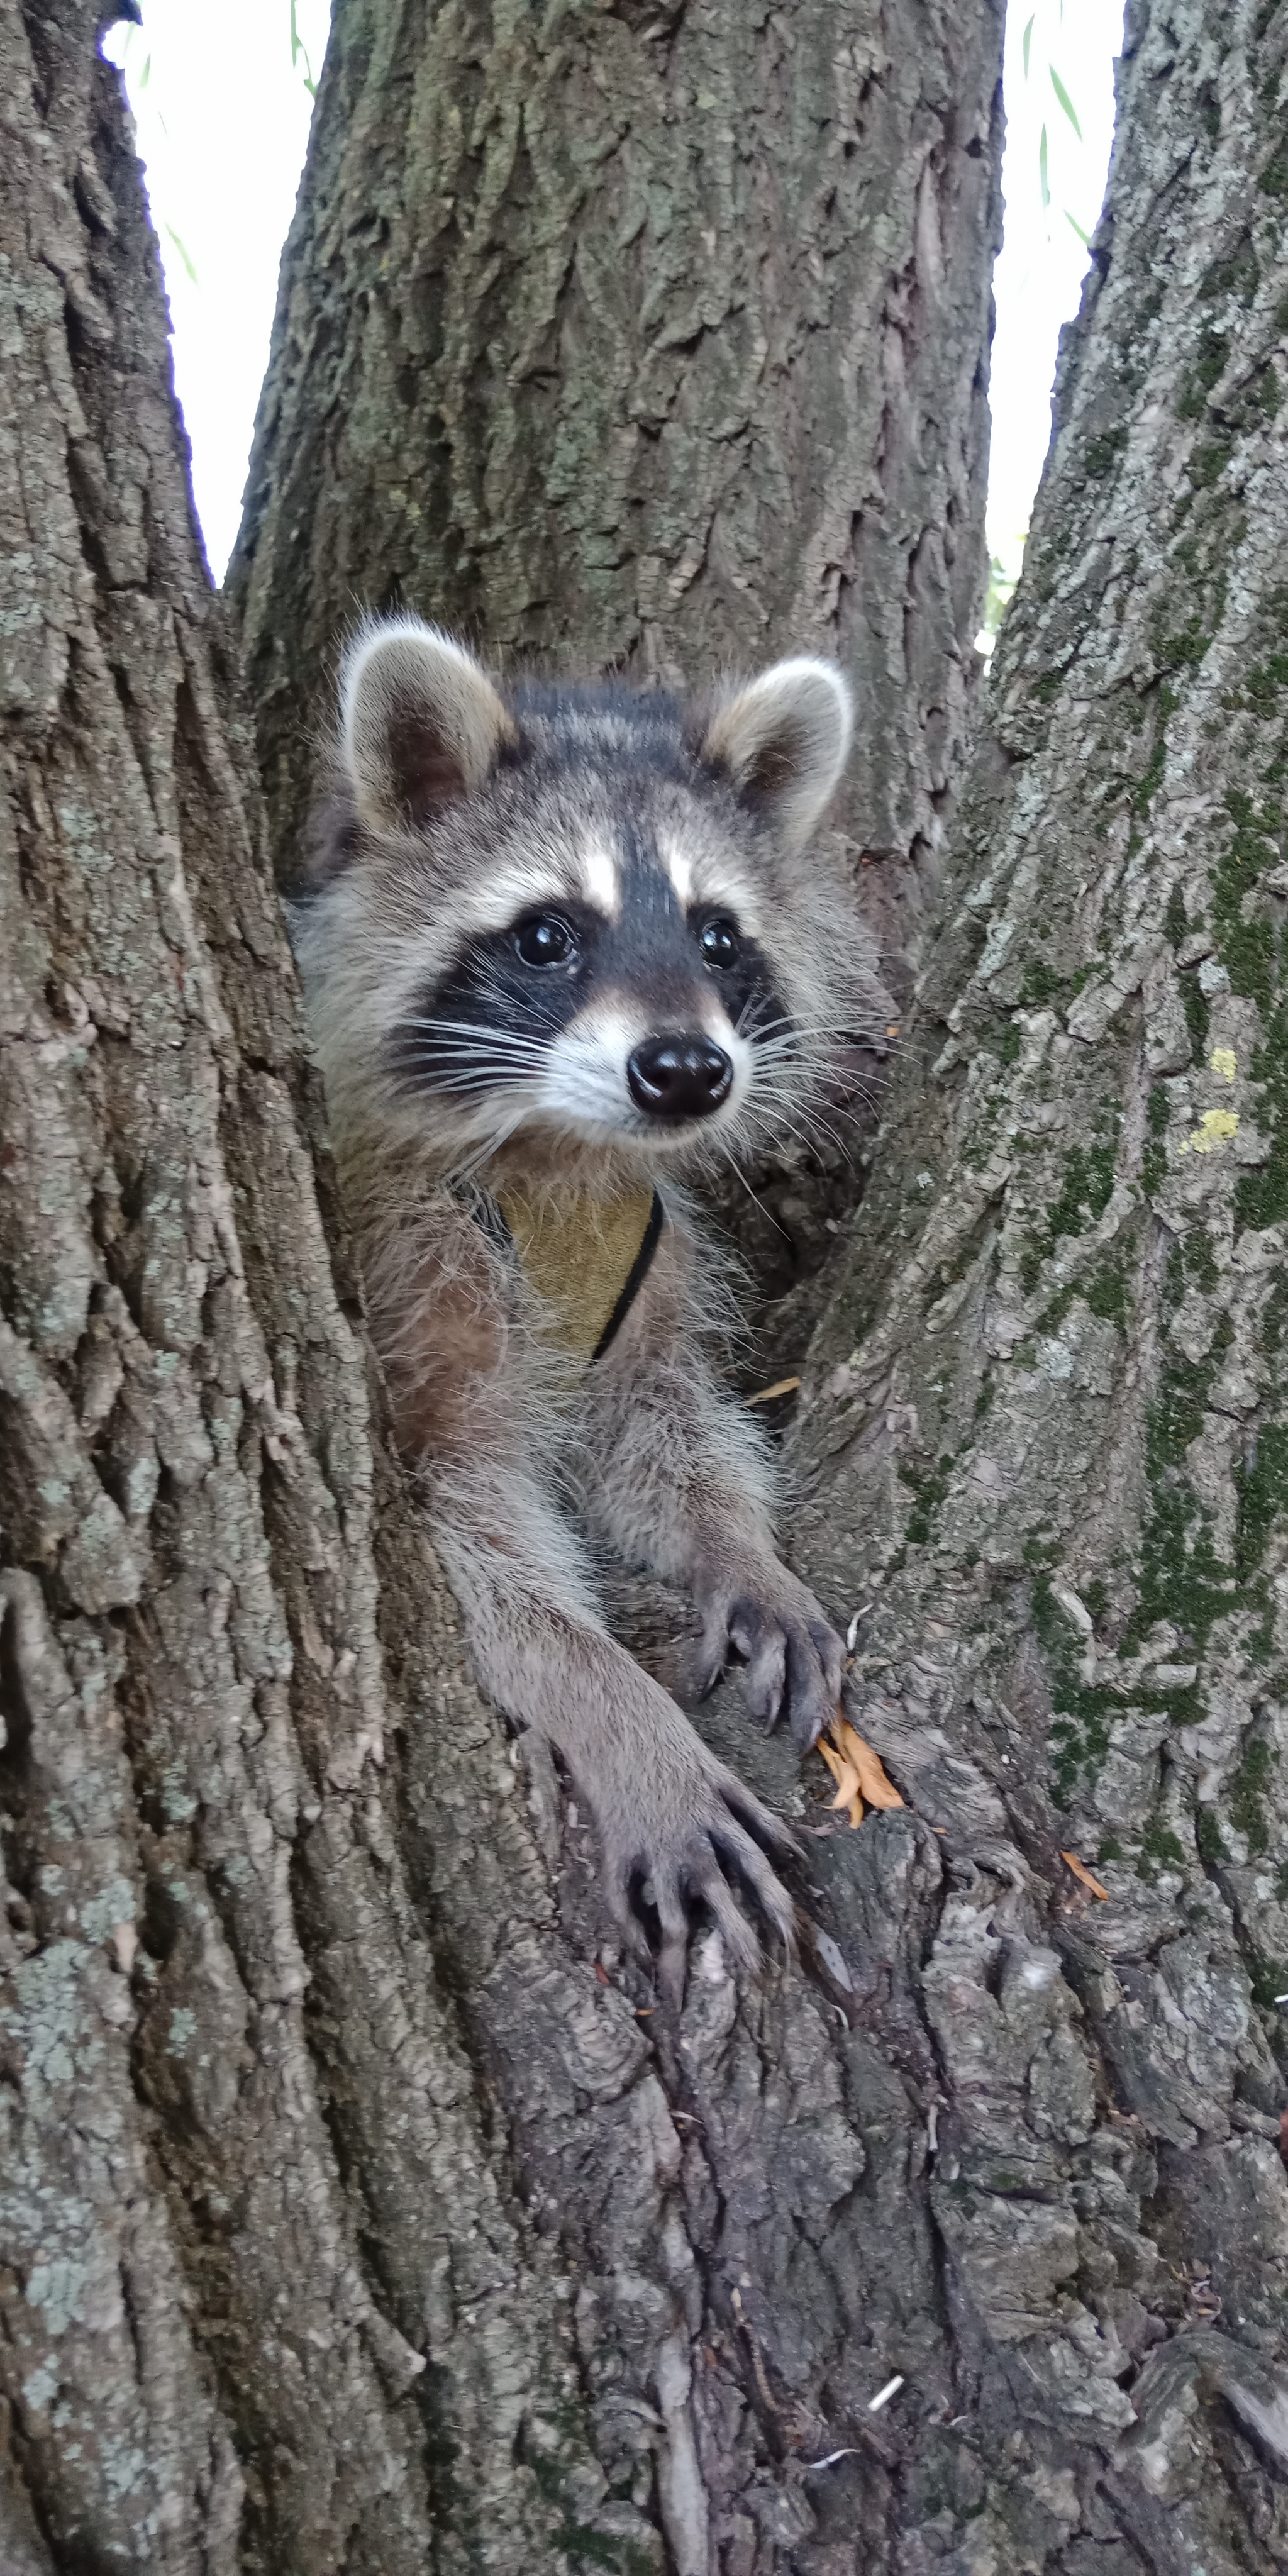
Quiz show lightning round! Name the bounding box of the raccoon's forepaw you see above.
[697,1567,843,1754]
[595,1734,799,2009]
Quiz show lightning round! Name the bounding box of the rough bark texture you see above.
[1,9,625,2570]
[227,0,1004,1357]
[787,0,1288,2564]
[5,7,1288,2576]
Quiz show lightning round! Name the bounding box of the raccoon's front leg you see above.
[595,1416,843,1752]
[365,1211,795,1990]
[582,1252,845,1752]
[693,1557,845,1753]
[430,1464,797,1994]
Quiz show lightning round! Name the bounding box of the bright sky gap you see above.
[103,1,1125,639]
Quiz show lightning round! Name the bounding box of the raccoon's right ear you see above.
[694,657,852,851]
[339,618,518,831]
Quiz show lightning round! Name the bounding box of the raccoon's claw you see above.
[700,1572,845,1753]
[599,1748,798,2006]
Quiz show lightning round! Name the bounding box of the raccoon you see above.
[296,615,873,1996]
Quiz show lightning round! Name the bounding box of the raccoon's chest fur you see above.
[482,1180,663,1367]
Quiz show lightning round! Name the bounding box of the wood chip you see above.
[867,2373,905,2413]
[1060,1848,1109,1901]
[744,1375,802,1407]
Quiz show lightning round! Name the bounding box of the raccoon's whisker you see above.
[765,1111,828,1164]
[706,1138,783,1236]
[711,1137,794,1241]
[752,1019,882,1049]
[735,1086,819,1160]
[753,1072,855,1128]
[410,1069,545,1096]
[446,1103,531,1188]
[401,1040,543,1071]
[406,1045,547,1072]
[752,1049,886,1113]
[743,1006,862,1035]
[401,1019,554,1058]
[745,1069,820,1123]
[401,1014,547,1036]
[404,1066,548,1091]
[401,1018,553,1045]
[402,1035,553,1083]
[749,1083,852,1162]
[399,1024,536,1043]
[738,1004,798,1046]
[745,1036,804,1063]
[786,1097,854,1155]
[399,1041,548,1062]
[747,1036,881,1079]
[405,1040,547,1063]
[764,1108,847,1160]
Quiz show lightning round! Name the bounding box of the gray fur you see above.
[294,615,877,1996]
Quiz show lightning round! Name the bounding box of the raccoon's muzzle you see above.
[626,1033,733,1120]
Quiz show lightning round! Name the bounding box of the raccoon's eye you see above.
[699,913,741,970]
[514,913,578,969]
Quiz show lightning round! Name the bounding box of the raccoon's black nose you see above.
[627,1034,733,1120]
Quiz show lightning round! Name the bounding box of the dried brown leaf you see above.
[745,1375,802,1407]
[1060,1848,1109,1901]
[833,1715,905,1810]
[818,1735,864,1827]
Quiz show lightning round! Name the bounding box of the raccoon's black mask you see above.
[297,618,866,1175]
[406,780,790,1132]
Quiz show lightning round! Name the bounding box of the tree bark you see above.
[787,0,1288,2561]
[4,7,1288,2576]
[227,0,1004,1355]
[1,9,615,2570]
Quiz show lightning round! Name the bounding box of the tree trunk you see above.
[787,0,1288,2561]
[227,0,1004,1358]
[3,12,1287,2576]
[1,9,623,2571]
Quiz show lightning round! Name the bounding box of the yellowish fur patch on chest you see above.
[494,1184,658,1363]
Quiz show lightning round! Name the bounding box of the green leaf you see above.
[1023,13,1035,77]
[1050,64,1083,138]
[1066,209,1091,246]
[289,1,318,96]
[138,50,151,89]
[164,223,198,286]
[1039,122,1050,208]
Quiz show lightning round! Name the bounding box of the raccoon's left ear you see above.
[338,616,519,831]
[696,658,852,850]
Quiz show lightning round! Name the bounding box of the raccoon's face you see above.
[303,618,856,1176]
[412,845,759,1146]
